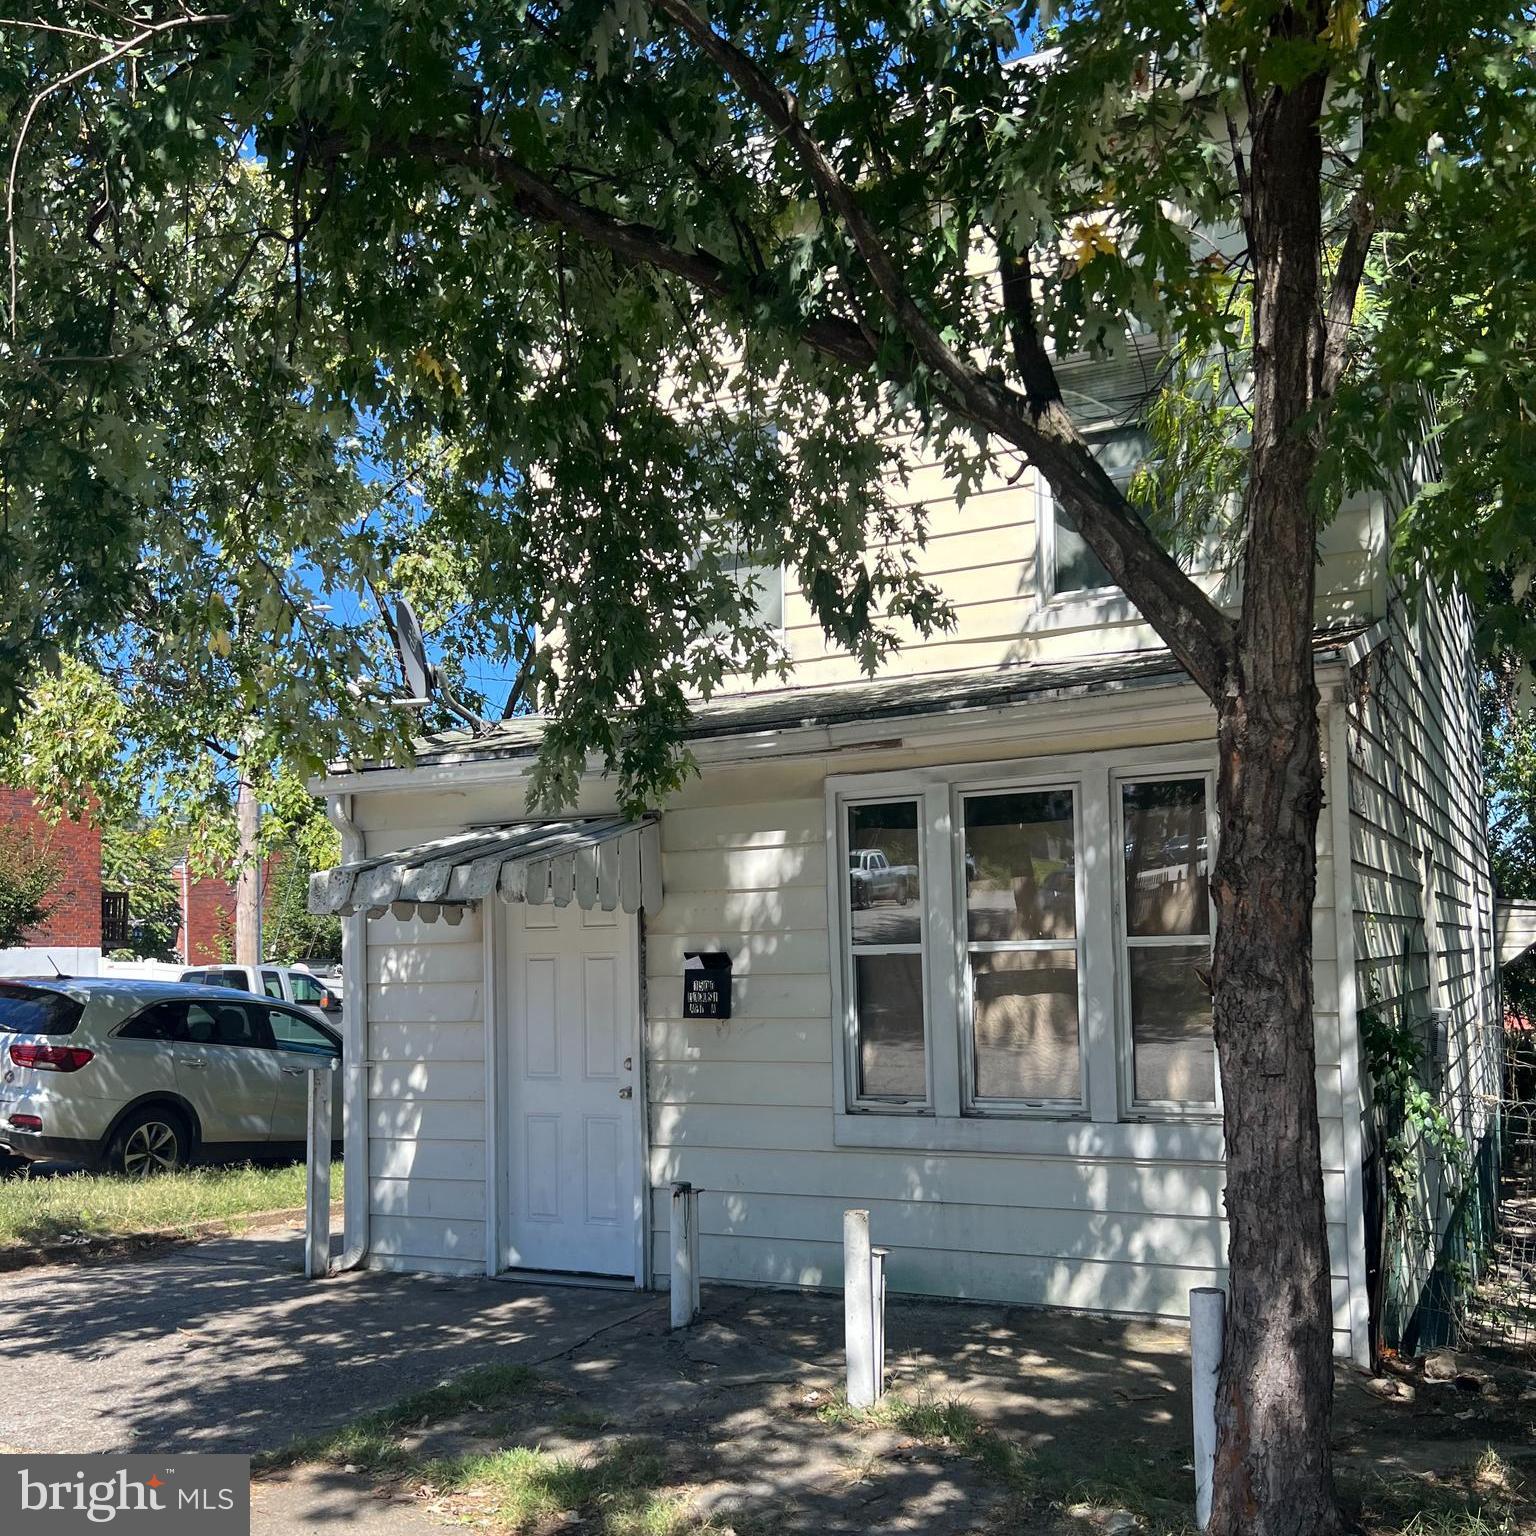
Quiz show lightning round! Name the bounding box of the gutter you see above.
[327,792,370,1273]
[310,631,1377,800]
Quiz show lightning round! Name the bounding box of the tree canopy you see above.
[4,1,1527,815]
[4,7,1536,1533]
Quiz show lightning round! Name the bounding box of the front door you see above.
[502,900,640,1277]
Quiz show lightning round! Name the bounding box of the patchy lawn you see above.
[0,1160,333,1252]
[255,1291,1536,1536]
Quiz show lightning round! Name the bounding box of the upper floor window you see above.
[719,550,785,632]
[1049,427,1155,596]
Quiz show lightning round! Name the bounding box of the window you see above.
[961,788,1085,1109]
[154,1000,274,1049]
[828,747,1224,1152]
[269,1009,338,1054]
[0,984,84,1036]
[1117,776,1216,1107]
[119,1003,185,1042]
[288,973,326,1006]
[261,970,284,999]
[1051,428,1154,596]
[720,552,786,632]
[845,800,926,1104]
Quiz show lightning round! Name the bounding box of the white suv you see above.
[0,977,342,1175]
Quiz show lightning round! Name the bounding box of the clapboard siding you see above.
[645,756,1356,1344]
[1346,562,1500,1342]
[706,436,1383,689]
[362,871,487,1277]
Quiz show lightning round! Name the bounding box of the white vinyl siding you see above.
[359,822,488,1276]
[1345,572,1501,1340]
[644,746,1360,1353]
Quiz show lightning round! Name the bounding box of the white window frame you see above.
[956,777,1090,1119]
[839,793,934,1113]
[1034,426,1149,627]
[1111,766,1222,1121]
[826,742,1226,1160]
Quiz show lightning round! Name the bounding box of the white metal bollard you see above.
[870,1245,889,1402]
[1190,1286,1226,1531]
[305,1063,334,1279]
[844,1209,876,1408]
[669,1181,701,1329]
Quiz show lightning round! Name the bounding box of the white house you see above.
[308,411,1501,1369]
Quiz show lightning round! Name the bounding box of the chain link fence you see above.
[1371,983,1535,1362]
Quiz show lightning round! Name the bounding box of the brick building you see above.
[174,862,236,965]
[0,788,102,975]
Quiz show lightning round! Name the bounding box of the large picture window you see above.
[961,788,1084,1108]
[1117,775,1216,1107]
[829,747,1223,1151]
[845,800,927,1103]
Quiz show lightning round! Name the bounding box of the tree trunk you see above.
[234,770,262,966]
[1207,36,1341,1536]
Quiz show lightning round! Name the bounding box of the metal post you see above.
[686,1184,701,1321]
[844,1209,875,1408]
[670,1182,700,1329]
[870,1245,889,1403]
[305,1064,334,1279]
[1190,1286,1225,1531]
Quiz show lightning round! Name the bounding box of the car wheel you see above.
[111,1107,189,1177]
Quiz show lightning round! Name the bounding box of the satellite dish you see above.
[374,587,488,734]
[389,595,438,706]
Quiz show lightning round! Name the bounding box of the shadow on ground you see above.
[1,1233,1531,1534]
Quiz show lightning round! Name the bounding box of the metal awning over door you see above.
[307,817,661,924]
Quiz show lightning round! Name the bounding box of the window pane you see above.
[271,1010,337,1052]
[848,802,922,946]
[289,974,324,1004]
[964,790,1076,942]
[854,953,925,1099]
[1122,778,1210,937]
[971,950,1080,1102]
[1129,945,1214,1102]
[261,971,284,998]
[1052,429,1151,594]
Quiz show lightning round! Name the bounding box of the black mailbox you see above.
[683,951,732,1020]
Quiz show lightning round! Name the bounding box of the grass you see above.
[429,1439,726,1536]
[255,1361,540,1472]
[814,1384,1032,1499]
[1347,1448,1531,1536]
[262,1364,723,1535]
[0,1160,335,1251]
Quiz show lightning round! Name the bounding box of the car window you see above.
[208,1001,276,1049]
[261,970,284,999]
[0,983,85,1036]
[269,1008,338,1053]
[119,1002,187,1042]
[288,973,325,1005]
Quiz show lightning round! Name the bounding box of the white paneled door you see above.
[502,899,640,1277]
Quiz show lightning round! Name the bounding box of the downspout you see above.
[327,792,370,1273]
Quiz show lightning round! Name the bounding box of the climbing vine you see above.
[1360,1001,1470,1219]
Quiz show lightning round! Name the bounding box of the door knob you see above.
[618,1086,633,1099]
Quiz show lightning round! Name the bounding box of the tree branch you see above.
[402,135,876,369]
[647,0,1236,699]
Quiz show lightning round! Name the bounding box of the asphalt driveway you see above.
[0,1229,657,1456]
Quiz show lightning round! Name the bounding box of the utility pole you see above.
[234,749,262,966]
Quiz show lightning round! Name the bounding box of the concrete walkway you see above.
[0,1228,656,1457]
